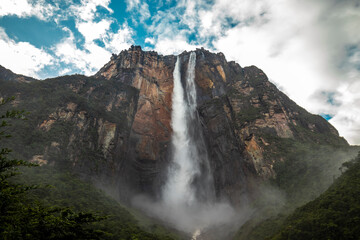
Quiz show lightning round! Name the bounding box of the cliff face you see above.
[94,46,347,202]
[0,46,348,205]
[0,75,140,197]
[95,47,176,197]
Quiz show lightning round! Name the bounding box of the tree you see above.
[0,97,104,239]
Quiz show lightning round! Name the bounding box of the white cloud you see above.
[69,0,113,22]
[0,0,134,78]
[0,0,114,23]
[148,10,177,38]
[153,34,200,55]
[54,27,111,75]
[103,23,134,53]
[0,0,58,20]
[59,67,72,76]
[54,18,134,75]
[0,27,53,77]
[125,0,151,23]
[329,79,360,144]
[126,0,140,11]
[77,19,112,43]
[145,37,155,45]
[145,6,200,55]
[61,0,134,73]
[330,105,360,145]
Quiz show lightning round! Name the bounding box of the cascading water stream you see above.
[162,53,198,206]
[163,52,214,208]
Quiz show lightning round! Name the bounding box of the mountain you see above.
[0,65,36,83]
[0,46,357,239]
[94,46,349,203]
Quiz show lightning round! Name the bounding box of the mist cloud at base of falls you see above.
[132,194,253,236]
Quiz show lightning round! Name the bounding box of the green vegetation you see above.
[234,135,359,240]
[0,97,178,240]
[236,106,262,123]
[252,133,359,206]
[14,166,179,240]
[0,97,104,239]
[271,153,360,240]
[291,122,347,147]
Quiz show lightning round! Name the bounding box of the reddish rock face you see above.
[1,45,347,206]
[94,46,347,204]
[97,47,176,164]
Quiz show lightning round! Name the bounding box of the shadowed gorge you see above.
[0,46,359,239]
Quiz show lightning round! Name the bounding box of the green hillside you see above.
[0,96,181,240]
[14,166,182,240]
[234,142,359,240]
[271,152,360,239]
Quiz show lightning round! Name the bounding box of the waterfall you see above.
[163,52,214,207]
[135,52,241,235]
[185,52,198,116]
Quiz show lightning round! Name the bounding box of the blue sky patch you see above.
[320,114,334,121]
[0,16,65,48]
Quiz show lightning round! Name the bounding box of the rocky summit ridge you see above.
[0,45,348,205]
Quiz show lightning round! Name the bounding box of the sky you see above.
[0,0,359,144]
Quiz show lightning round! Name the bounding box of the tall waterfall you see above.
[163,52,214,207]
[135,52,241,235]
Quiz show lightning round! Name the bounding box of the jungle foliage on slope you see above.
[264,136,359,205]
[13,166,180,240]
[0,97,103,239]
[271,152,360,240]
[0,97,178,240]
[234,137,359,240]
